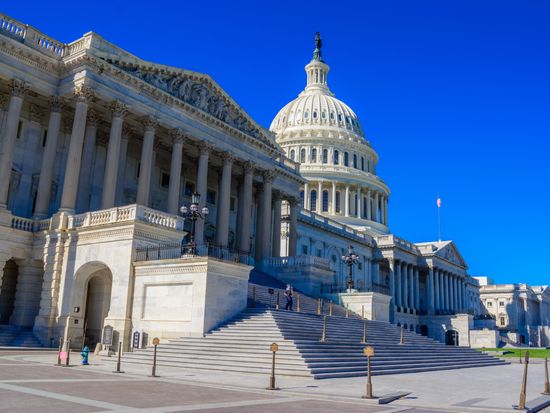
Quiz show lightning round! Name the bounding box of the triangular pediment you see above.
[434,241,467,268]
[102,58,273,144]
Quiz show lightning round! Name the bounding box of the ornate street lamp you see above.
[180,192,209,254]
[341,244,360,292]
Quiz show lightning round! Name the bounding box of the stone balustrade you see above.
[299,164,388,187]
[69,204,184,231]
[262,254,331,270]
[11,216,34,232]
[297,208,373,244]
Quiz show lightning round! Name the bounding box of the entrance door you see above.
[420,325,428,336]
[445,329,459,346]
[83,274,112,348]
[0,260,18,324]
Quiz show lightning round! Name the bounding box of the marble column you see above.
[101,102,127,209]
[33,97,63,218]
[317,181,322,212]
[374,192,380,223]
[331,181,336,214]
[194,142,210,244]
[366,189,371,221]
[166,129,185,215]
[75,110,100,213]
[409,265,415,311]
[380,196,385,224]
[414,268,420,311]
[115,125,131,206]
[386,197,389,225]
[401,263,409,311]
[215,154,233,247]
[445,272,450,311]
[344,185,350,217]
[303,182,309,209]
[238,162,254,253]
[288,197,298,256]
[356,186,361,217]
[457,277,463,312]
[136,117,158,207]
[388,258,395,307]
[453,275,458,312]
[271,192,282,257]
[256,171,274,262]
[9,259,44,328]
[0,80,28,208]
[396,261,402,310]
[451,274,456,311]
[60,85,93,212]
[427,267,435,313]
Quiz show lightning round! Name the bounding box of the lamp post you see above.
[341,244,360,293]
[180,192,209,255]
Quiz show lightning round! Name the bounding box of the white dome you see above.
[270,92,364,137]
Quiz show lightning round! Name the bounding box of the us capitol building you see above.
[0,14,548,350]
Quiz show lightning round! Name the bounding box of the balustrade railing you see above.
[135,242,253,265]
[10,217,34,232]
[319,280,391,296]
[262,255,330,270]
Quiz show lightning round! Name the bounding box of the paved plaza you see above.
[0,350,548,412]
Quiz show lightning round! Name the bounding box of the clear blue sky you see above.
[4,1,549,285]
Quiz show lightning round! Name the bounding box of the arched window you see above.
[322,149,328,164]
[330,112,335,120]
[300,148,306,163]
[290,149,295,161]
[367,159,371,172]
[334,150,339,165]
[354,194,358,215]
[322,190,329,212]
[361,157,365,171]
[353,154,357,168]
[313,111,318,119]
[304,111,309,119]
[311,148,317,163]
[300,191,304,208]
[338,114,342,123]
[310,190,317,212]
[344,152,349,166]
[335,191,341,213]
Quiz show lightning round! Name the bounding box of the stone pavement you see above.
[0,350,548,412]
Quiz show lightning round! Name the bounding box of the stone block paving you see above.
[0,350,548,413]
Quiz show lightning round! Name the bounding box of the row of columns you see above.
[302,181,388,225]
[389,260,421,313]
[427,267,468,314]
[0,81,299,262]
[288,145,375,174]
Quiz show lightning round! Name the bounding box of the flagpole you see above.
[437,193,441,242]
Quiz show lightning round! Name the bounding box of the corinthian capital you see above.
[169,128,186,145]
[0,95,9,111]
[9,79,29,97]
[243,160,255,174]
[86,109,100,126]
[29,104,44,123]
[109,100,129,118]
[198,140,213,156]
[122,124,133,138]
[141,116,159,132]
[49,96,65,113]
[220,151,235,165]
[262,170,276,184]
[73,84,94,103]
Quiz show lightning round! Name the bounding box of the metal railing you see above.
[135,242,253,265]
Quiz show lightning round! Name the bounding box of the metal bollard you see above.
[317,298,321,315]
[520,350,522,364]
[267,343,279,390]
[543,357,550,395]
[361,317,368,344]
[113,341,124,373]
[346,303,349,318]
[56,336,63,366]
[149,337,160,377]
[362,305,365,319]
[297,294,301,313]
[276,291,280,310]
[252,285,256,308]
[64,338,71,367]
[329,301,333,317]
[320,315,327,342]
[400,326,404,345]
[518,351,530,410]
[362,346,375,399]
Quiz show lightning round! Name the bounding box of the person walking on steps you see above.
[285,284,294,310]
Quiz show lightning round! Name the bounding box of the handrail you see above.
[135,242,253,265]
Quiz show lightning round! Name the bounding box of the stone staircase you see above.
[0,325,43,347]
[117,285,507,378]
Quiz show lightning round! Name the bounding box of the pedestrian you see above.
[285,284,294,310]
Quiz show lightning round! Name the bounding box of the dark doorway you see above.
[519,334,526,345]
[0,260,18,324]
[83,273,112,348]
[445,329,459,346]
[420,325,429,336]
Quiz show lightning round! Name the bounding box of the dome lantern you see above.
[304,32,332,96]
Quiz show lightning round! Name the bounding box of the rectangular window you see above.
[206,190,216,205]
[42,129,48,147]
[499,301,505,307]
[160,172,170,189]
[500,317,506,326]
[184,182,195,196]
[301,245,308,255]
[230,197,236,211]
[487,301,493,307]
[16,121,23,139]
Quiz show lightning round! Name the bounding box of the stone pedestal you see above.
[335,292,391,322]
